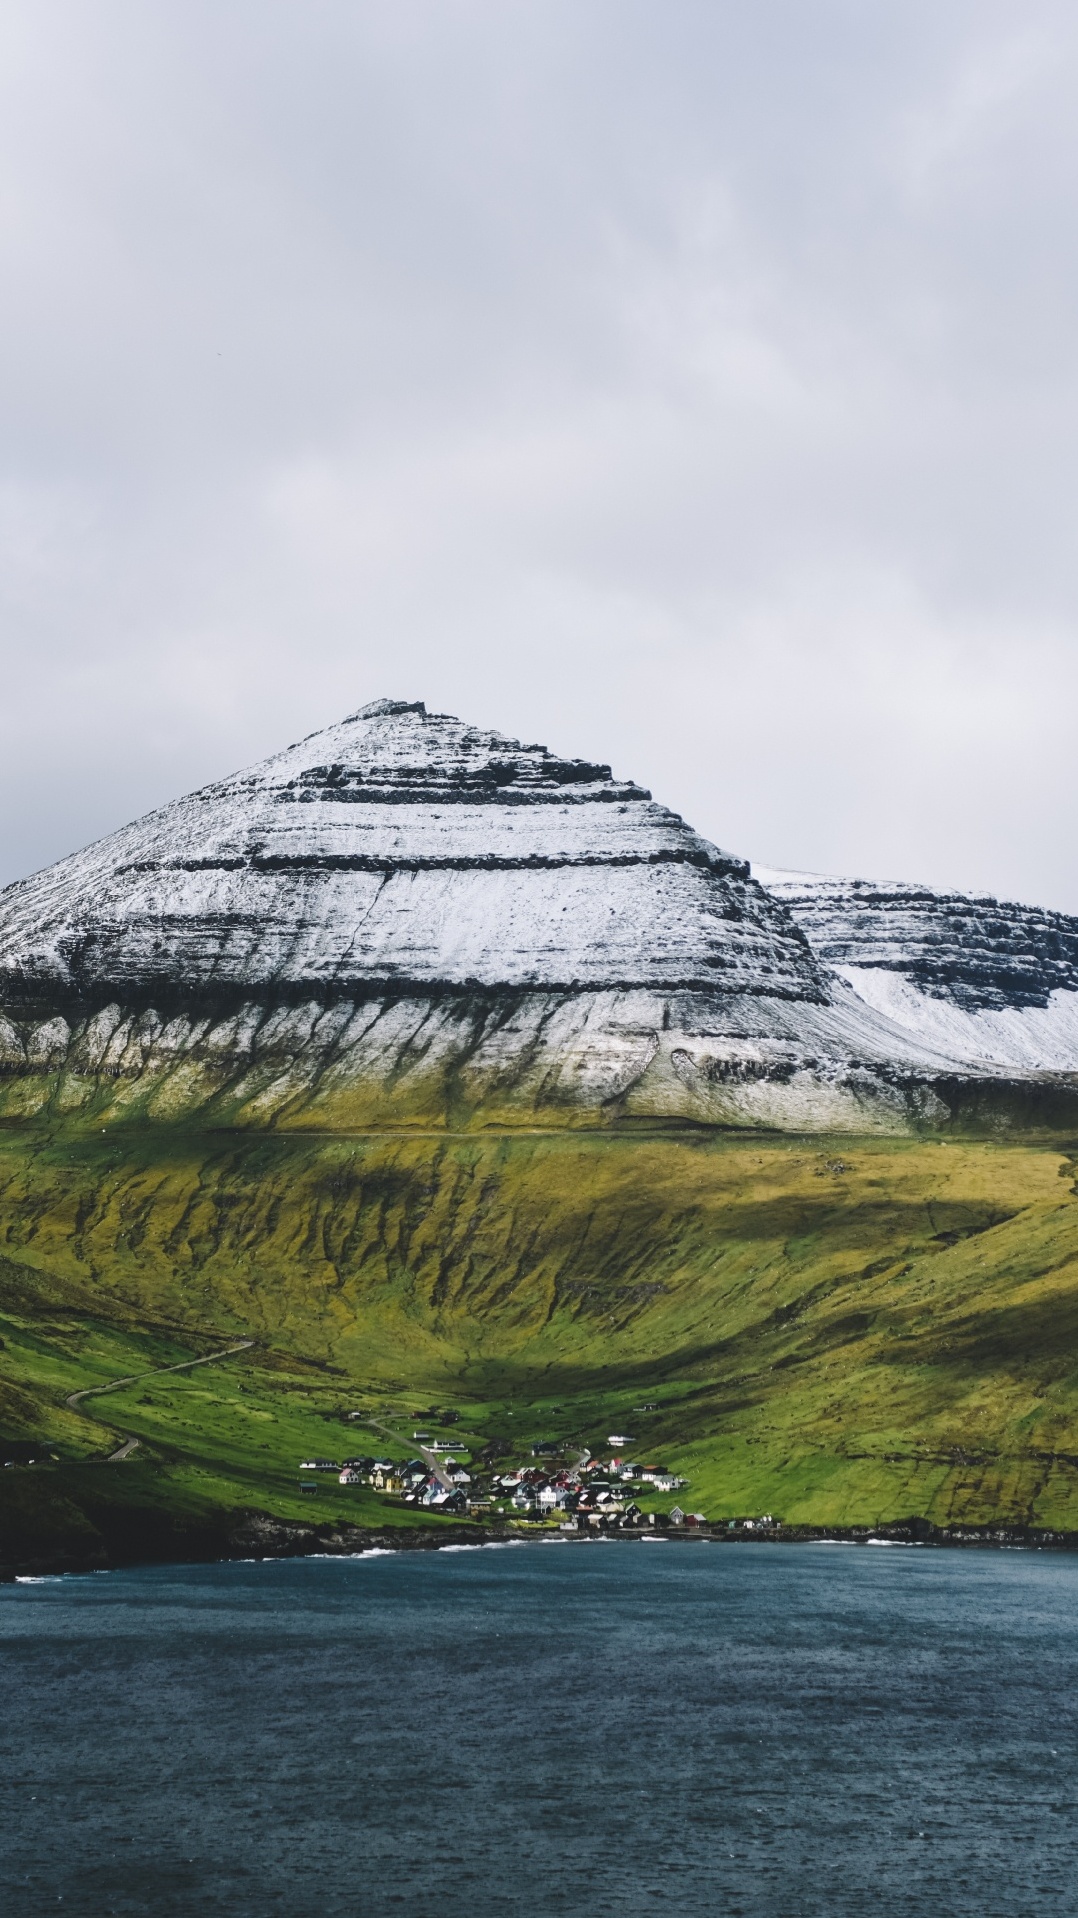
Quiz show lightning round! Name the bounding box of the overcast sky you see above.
[3,3,1078,908]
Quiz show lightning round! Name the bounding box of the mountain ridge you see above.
[758,864,1078,1077]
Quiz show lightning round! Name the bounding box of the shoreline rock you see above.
[5,1512,1078,1583]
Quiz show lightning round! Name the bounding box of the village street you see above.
[364,1415,455,1491]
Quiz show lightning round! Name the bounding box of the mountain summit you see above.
[0,701,1075,1133]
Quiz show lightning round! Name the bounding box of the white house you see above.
[537,1484,571,1511]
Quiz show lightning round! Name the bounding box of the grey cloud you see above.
[2,1,1078,908]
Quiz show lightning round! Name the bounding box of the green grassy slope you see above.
[3,1120,1078,1562]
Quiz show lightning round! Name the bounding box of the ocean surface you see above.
[1,1540,1077,1917]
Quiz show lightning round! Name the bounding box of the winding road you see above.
[65,1341,256,1459]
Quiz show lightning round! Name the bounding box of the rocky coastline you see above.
[5,1508,1078,1583]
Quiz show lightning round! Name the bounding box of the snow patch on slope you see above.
[756,863,1078,1073]
[834,967,1078,1073]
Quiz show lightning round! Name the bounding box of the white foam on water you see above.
[439,1538,526,1552]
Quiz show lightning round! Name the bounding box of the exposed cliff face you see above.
[0,702,1074,1134]
[758,867,1078,1076]
[757,868,1078,1011]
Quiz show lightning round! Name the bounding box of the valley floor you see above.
[3,1120,1078,1570]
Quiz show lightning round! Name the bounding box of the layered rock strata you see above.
[0,701,1074,1133]
[758,867,1078,1075]
[0,700,821,1005]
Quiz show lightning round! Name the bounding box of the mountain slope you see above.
[5,1124,1078,1568]
[5,708,1078,1565]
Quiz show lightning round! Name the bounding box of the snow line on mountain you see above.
[2,983,1075,1136]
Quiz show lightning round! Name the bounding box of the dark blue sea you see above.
[2,1539,1077,1917]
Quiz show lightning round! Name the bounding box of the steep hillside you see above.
[4,1122,1078,1566]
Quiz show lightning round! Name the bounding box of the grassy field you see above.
[3,1118,1078,1564]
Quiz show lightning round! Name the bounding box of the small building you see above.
[537,1483,570,1511]
[424,1487,467,1513]
[338,1468,363,1485]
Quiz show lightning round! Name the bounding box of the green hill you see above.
[3,1116,1078,1568]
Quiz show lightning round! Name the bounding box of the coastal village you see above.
[299,1414,779,1535]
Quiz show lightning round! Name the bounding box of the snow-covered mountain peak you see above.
[0,702,822,1005]
[3,704,1078,1130]
[225,699,667,814]
[347,697,427,719]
